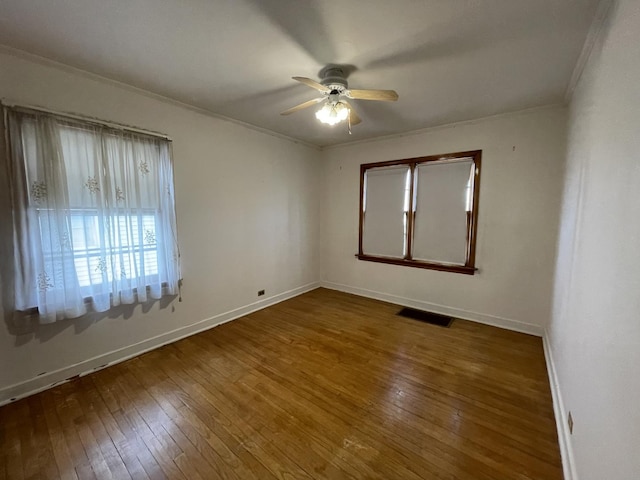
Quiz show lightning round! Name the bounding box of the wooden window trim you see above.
[357,150,482,275]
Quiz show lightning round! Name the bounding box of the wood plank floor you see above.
[0,288,562,479]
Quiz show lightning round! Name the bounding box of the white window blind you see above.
[362,165,410,258]
[412,159,474,265]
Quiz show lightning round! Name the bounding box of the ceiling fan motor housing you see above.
[320,67,348,93]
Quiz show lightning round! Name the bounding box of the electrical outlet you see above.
[258,289,265,296]
[568,411,574,434]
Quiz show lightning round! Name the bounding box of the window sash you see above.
[361,165,411,258]
[412,159,474,265]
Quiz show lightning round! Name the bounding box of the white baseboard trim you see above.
[0,282,320,406]
[320,281,544,336]
[543,329,578,480]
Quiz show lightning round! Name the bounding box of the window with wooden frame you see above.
[357,150,481,275]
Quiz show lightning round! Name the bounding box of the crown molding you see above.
[564,0,614,103]
[0,44,321,151]
[321,104,565,151]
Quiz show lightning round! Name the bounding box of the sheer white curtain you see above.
[7,108,180,323]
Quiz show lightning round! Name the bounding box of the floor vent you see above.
[397,307,453,327]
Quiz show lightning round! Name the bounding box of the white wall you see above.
[320,107,567,334]
[548,1,640,478]
[0,50,322,403]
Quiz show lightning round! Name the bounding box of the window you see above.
[358,150,481,275]
[5,106,180,323]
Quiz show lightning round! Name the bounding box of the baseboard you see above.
[543,329,578,480]
[320,281,544,336]
[0,282,320,406]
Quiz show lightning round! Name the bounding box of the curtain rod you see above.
[1,100,172,141]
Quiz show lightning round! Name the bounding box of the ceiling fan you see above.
[281,66,398,132]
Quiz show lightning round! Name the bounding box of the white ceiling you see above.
[0,0,600,147]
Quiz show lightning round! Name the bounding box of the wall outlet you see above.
[258,289,265,296]
[568,411,574,434]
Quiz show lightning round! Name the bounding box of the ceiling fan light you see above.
[316,101,349,126]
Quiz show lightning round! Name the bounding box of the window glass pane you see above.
[362,165,410,258]
[412,159,474,265]
[64,212,159,288]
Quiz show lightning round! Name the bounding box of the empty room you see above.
[0,0,638,479]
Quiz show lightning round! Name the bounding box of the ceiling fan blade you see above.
[343,101,362,125]
[292,76,331,93]
[280,97,325,115]
[348,89,399,102]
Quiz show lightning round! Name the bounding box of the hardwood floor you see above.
[0,288,562,479]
